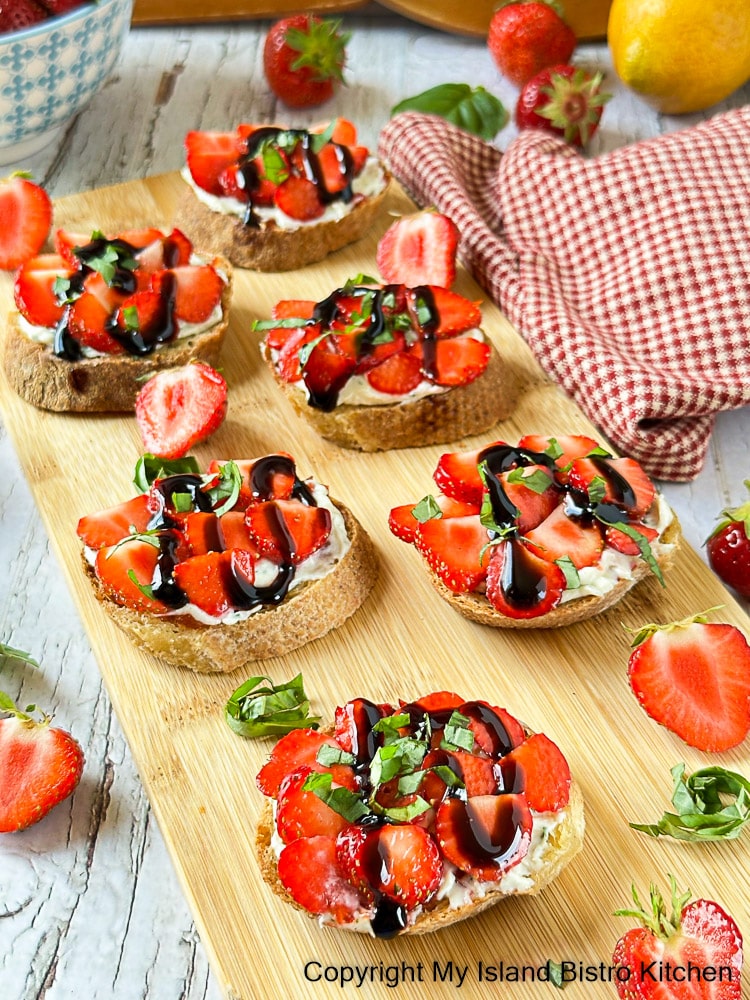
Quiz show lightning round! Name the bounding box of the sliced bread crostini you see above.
[255,690,584,936]
[76,453,378,672]
[173,118,390,272]
[5,227,232,412]
[259,279,512,451]
[389,434,680,628]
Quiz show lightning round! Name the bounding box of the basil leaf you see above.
[411,495,443,523]
[372,712,410,744]
[440,710,475,752]
[127,569,155,601]
[596,517,664,586]
[202,461,242,516]
[225,673,321,738]
[547,962,567,989]
[506,466,553,495]
[544,438,564,461]
[133,454,200,492]
[377,794,431,823]
[555,555,580,589]
[316,743,356,767]
[370,738,428,788]
[172,491,193,513]
[310,119,336,152]
[252,317,310,331]
[587,475,607,505]
[392,84,508,141]
[0,643,40,669]
[303,772,371,823]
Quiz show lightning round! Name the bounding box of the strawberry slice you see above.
[172,549,256,617]
[67,272,129,354]
[498,464,559,533]
[388,494,480,544]
[426,335,491,387]
[134,229,193,274]
[311,116,358,145]
[414,514,491,593]
[418,286,482,335]
[407,691,464,714]
[376,210,459,288]
[460,701,527,756]
[256,728,357,798]
[433,441,508,503]
[134,362,228,460]
[300,336,357,407]
[317,143,355,195]
[218,510,258,551]
[76,494,156,550]
[605,521,658,555]
[245,499,331,565]
[184,512,223,556]
[333,698,388,760]
[500,733,571,811]
[568,455,656,517]
[114,290,171,342]
[365,351,423,394]
[13,254,71,328]
[185,129,243,196]
[337,823,442,909]
[272,299,317,320]
[484,537,567,619]
[435,793,532,880]
[273,176,325,220]
[517,434,598,476]
[151,264,224,324]
[0,174,52,271]
[53,230,93,268]
[448,751,503,796]
[271,325,321,383]
[277,835,369,924]
[95,537,169,613]
[524,503,605,569]
[627,616,750,752]
[275,766,353,844]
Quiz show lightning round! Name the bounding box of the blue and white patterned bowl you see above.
[0,0,133,165]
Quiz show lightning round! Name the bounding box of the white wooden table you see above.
[1,9,748,999]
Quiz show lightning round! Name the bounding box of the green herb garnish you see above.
[440,710,475,752]
[392,84,508,141]
[133,454,201,492]
[411,495,443,523]
[225,673,321,739]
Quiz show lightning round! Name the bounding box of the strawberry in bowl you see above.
[256,689,584,936]
[388,434,680,627]
[257,277,511,450]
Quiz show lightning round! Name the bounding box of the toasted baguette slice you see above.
[173,175,390,272]
[433,514,681,630]
[262,339,513,451]
[82,502,377,673]
[4,257,233,413]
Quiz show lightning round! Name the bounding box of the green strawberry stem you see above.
[614,876,691,939]
[625,606,724,648]
[707,480,750,541]
[285,18,349,84]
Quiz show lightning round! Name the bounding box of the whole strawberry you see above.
[0,691,84,833]
[613,878,743,999]
[706,481,750,598]
[40,0,85,14]
[0,0,47,34]
[263,15,349,109]
[515,63,610,146]
[488,1,576,87]
[0,172,53,271]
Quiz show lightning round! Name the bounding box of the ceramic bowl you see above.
[0,0,133,165]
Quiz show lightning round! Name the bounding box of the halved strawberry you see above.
[365,351,423,394]
[376,210,459,289]
[245,499,331,565]
[605,522,658,555]
[300,336,357,406]
[217,163,250,202]
[277,835,369,924]
[172,550,237,617]
[0,174,52,271]
[53,230,93,268]
[418,286,482,335]
[414,514,490,593]
[95,537,169,613]
[388,494,480,544]
[433,441,507,503]
[152,264,224,324]
[435,793,532,880]
[67,273,129,354]
[13,254,71,328]
[333,698,388,760]
[134,362,228,460]
[185,130,243,196]
[501,733,571,811]
[276,766,353,844]
[337,823,442,909]
[517,434,598,476]
[498,464,559,533]
[76,494,155,550]
[568,456,655,517]
[256,728,357,798]
[484,538,567,619]
[524,503,604,569]
[272,299,317,320]
[274,176,324,220]
[426,336,491,387]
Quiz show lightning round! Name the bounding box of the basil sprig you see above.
[630,763,750,842]
[392,84,508,141]
[225,674,321,738]
[133,454,200,492]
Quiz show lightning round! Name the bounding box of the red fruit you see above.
[706,483,750,598]
[152,264,224,324]
[256,728,356,798]
[448,751,503,796]
[416,285,482,335]
[0,173,53,270]
[185,130,242,196]
[605,521,658,555]
[114,290,169,341]
[524,502,604,569]
[0,0,48,33]
[217,510,258,551]
[627,614,750,752]
[376,210,459,289]
[271,325,321,383]
[427,335,491,387]
[134,362,228,460]
[414,514,491,593]
[488,1,576,87]
[275,766,352,844]
[76,493,155,550]
[613,881,742,1000]
[517,433,599,477]
[435,793,532,880]
[568,455,655,517]
[501,733,571,811]
[272,299,317,320]
[300,334,357,404]
[460,700,527,756]
[133,229,192,273]
[388,494,480,544]
[183,511,224,557]
[498,465,559,533]
[66,272,128,354]
[13,254,71,327]
[365,351,423,395]
[277,835,368,923]
[0,702,84,833]
[515,64,610,147]
[337,823,442,909]
[263,15,348,109]
[172,550,255,618]
[433,441,508,503]
[485,537,567,618]
[273,176,324,221]
[39,0,82,13]
[245,499,331,566]
[333,698,388,757]
[95,537,169,614]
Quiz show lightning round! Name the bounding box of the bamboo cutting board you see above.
[1,174,749,1000]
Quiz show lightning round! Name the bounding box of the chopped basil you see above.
[413,294,433,328]
[369,737,428,788]
[440,711,475,752]
[133,454,201,492]
[53,276,74,302]
[76,233,138,285]
[298,332,329,369]
[342,273,378,291]
[127,569,155,601]
[547,962,567,989]
[392,83,508,141]
[202,461,242,516]
[309,120,337,152]
[302,772,371,823]
[0,643,40,670]
[252,317,310,331]
[172,491,193,513]
[121,304,140,332]
[375,794,432,823]
[506,466,553,495]
[543,438,564,461]
[555,555,580,589]
[586,475,607,505]
[411,495,443,523]
[372,712,410,743]
[259,143,290,186]
[316,743,356,767]
[225,673,321,738]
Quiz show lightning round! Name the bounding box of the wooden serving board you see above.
[1,174,749,1000]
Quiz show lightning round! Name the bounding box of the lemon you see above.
[608,0,750,114]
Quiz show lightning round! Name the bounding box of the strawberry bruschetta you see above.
[76,453,378,671]
[256,689,584,936]
[258,277,510,450]
[4,227,232,411]
[174,118,390,271]
[389,434,680,627]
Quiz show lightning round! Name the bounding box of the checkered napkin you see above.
[378,109,750,481]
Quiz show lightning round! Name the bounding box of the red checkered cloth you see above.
[378,109,750,481]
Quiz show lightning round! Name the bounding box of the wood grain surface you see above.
[1,173,749,1000]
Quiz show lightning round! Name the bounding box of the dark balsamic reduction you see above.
[451,795,527,869]
[499,537,553,611]
[370,898,408,938]
[460,702,515,758]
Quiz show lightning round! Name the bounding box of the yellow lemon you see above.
[608,0,750,114]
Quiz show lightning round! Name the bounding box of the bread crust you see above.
[3,257,233,413]
[432,513,682,629]
[173,174,390,272]
[262,339,513,451]
[255,763,584,936]
[83,501,378,673]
